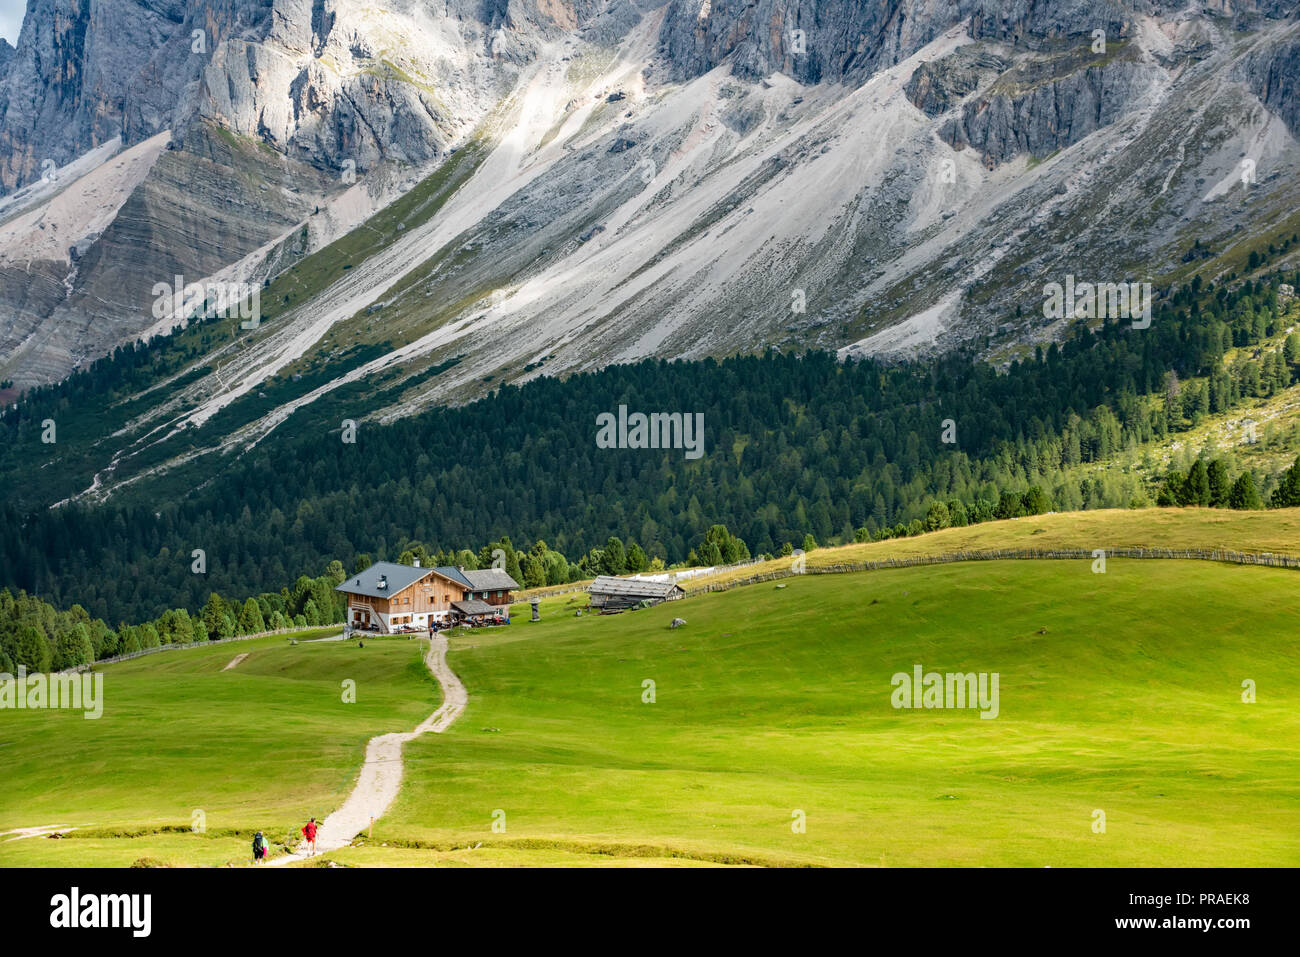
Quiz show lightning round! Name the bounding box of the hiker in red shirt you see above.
[302,817,319,855]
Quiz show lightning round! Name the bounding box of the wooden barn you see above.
[588,576,686,612]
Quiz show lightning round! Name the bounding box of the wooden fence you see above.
[520,558,766,601]
[60,625,340,674]
[681,547,1300,597]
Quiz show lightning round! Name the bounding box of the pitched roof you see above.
[460,567,520,591]
[433,566,473,588]
[334,562,514,599]
[336,562,466,599]
[588,576,684,599]
[451,598,496,616]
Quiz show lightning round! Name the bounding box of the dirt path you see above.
[266,636,466,866]
[222,653,250,671]
[1,824,89,842]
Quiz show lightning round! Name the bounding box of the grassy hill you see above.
[684,507,1300,589]
[4,533,1298,867]
[0,632,436,867]
[370,557,1300,867]
[521,507,1300,597]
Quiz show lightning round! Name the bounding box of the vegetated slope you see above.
[5,261,1300,624]
[372,560,1300,867]
[0,633,436,868]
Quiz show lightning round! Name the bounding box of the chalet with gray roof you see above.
[335,560,516,633]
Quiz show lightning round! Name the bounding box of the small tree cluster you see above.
[1157,458,1263,510]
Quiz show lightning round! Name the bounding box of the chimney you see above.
[458,565,465,572]
[413,558,420,567]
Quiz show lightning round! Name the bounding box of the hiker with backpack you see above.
[302,817,319,855]
[252,831,268,863]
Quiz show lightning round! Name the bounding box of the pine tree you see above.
[1021,486,1052,515]
[995,490,1025,519]
[521,554,547,589]
[201,593,228,641]
[1268,455,1300,507]
[1186,460,1211,506]
[924,502,950,531]
[626,543,648,573]
[325,560,346,585]
[1229,472,1263,510]
[1207,459,1231,508]
[237,598,265,635]
[601,537,627,575]
[1157,470,1185,507]
[946,500,969,527]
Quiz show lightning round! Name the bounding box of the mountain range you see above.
[0,0,1298,505]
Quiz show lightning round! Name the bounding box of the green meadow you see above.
[379,559,1300,867]
[0,632,436,867]
[3,557,1298,867]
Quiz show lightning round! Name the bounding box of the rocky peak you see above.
[1,0,1298,404]
[935,40,1164,167]
[1240,32,1300,136]
[656,1,1149,85]
[0,0,621,195]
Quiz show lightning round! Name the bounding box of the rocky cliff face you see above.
[0,0,619,196]
[0,0,628,385]
[655,0,1153,85]
[0,0,203,194]
[934,43,1164,166]
[904,46,1009,117]
[656,0,958,84]
[3,0,1295,192]
[1242,33,1300,135]
[0,0,1298,409]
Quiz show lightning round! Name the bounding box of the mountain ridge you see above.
[0,0,1297,461]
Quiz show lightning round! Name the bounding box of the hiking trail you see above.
[266,635,466,866]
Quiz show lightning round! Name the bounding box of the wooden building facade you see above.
[336,561,519,633]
